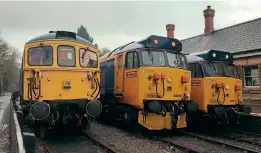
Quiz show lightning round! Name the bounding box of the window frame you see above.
[125,50,139,69]
[243,65,260,88]
[166,51,188,69]
[118,54,123,70]
[188,63,203,78]
[140,50,167,67]
[57,45,76,67]
[79,48,99,68]
[27,45,53,66]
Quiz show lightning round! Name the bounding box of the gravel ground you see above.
[0,125,10,153]
[164,136,240,153]
[33,126,106,153]
[47,136,105,153]
[89,121,180,153]
[0,96,11,153]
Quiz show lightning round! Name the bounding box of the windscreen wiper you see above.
[148,49,154,64]
[40,43,49,64]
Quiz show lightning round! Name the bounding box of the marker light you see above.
[226,55,229,59]
[161,73,166,80]
[235,83,241,91]
[167,77,172,83]
[153,72,161,80]
[172,42,176,46]
[153,39,159,45]
[215,82,223,88]
[181,76,188,83]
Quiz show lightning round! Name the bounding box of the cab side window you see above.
[188,63,195,78]
[195,63,203,78]
[118,54,123,70]
[188,63,203,78]
[125,51,138,69]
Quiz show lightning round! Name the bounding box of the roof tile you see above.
[181,17,261,54]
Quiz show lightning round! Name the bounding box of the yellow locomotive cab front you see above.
[14,31,102,138]
[99,35,199,131]
[187,50,252,127]
[137,66,192,130]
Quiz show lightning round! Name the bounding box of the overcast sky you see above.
[1,0,261,52]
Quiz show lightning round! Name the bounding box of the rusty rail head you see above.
[40,140,53,153]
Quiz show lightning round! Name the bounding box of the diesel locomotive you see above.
[186,50,252,127]
[12,31,102,137]
[99,35,199,131]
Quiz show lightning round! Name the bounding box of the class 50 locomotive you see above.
[186,50,252,127]
[99,35,199,131]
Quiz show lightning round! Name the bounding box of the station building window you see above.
[244,65,260,87]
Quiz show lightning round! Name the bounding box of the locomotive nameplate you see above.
[192,80,201,86]
[146,93,157,98]
[126,71,138,78]
[174,94,182,97]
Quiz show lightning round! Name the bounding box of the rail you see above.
[154,137,201,153]
[86,131,127,153]
[40,139,53,153]
[179,130,259,153]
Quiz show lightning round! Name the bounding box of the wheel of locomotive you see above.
[123,108,142,133]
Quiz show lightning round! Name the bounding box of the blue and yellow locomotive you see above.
[99,35,199,131]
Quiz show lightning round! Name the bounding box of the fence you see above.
[9,97,26,153]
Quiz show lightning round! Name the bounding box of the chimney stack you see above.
[203,5,215,36]
[166,24,175,38]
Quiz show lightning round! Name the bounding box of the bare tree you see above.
[0,32,21,95]
[99,48,111,57]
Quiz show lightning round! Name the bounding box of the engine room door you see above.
[116,54,124,93]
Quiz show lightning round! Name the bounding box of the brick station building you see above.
[166,6,261,113]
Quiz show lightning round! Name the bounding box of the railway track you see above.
[40,139,53,153]
[178,130,260,153]
[153,136,202,153]
[222,129,261,146]
[231,129,261,138]
[86,131,127,153]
